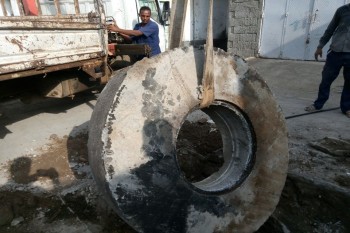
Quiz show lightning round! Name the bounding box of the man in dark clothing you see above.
[305,4,350,118]
[107,6,161,57]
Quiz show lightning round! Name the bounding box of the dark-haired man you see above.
[107,6,161,57]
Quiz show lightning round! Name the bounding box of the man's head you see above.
[139,6,152,24]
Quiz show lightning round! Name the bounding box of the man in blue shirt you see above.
[305,4,350,118]
[107,6,161,57]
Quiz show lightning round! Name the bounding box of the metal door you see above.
[259,0,350,60]
[281,0,313,59]
[259,0,289,58]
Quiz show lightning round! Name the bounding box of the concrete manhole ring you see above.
[88,46,289,233]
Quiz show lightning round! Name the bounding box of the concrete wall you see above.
[227,0,263,58]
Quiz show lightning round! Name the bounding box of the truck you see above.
[0,0,170,101]
[1,0,289,232]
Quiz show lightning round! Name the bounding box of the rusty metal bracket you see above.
[108,44,151,57]
[82,61,103,79]
[0,58,104,81]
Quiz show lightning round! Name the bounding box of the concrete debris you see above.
[11,217,24,226]
[309,137,350,157]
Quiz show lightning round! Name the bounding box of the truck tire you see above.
[88,47,289,233]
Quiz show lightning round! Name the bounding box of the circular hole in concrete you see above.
[176,101,256,194]
[176,110,224,184]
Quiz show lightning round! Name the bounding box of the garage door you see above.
[259,0,350,60]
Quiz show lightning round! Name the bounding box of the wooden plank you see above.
[168,0,188,49]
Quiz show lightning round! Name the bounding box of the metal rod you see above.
[74,0,80,14]
[285,107,340,119]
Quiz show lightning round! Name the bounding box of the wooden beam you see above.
[168,0,188,49]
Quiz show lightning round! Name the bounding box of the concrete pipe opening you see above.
[176,101,256,194]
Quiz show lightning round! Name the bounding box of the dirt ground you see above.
[0,57,349,232]
[249,58,350,233]
[1,116,348,233]
[0,119,223,233]
[0,131,135,233]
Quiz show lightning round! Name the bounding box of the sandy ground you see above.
[248,57,348,135]
[0,57,349,232]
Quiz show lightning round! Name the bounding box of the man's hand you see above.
[107,24,119,33]
[314,48,322,61]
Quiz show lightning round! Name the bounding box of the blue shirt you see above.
[132,20,161,57]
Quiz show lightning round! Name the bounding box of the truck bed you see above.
[0,0,107,81]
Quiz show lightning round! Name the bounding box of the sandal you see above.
[346,110,350,118]
[304,104,319,112]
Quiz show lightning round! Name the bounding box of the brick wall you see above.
[227,0,263,58]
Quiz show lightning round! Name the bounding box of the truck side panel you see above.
[0,0,107,81]
[0,24,104,80]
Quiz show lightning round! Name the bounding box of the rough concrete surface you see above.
[0,57,349,232]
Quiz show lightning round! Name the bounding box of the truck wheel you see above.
[88,47,289,233]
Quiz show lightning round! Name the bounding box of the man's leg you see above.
[341,53,350,114]
[313,51,343,109]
